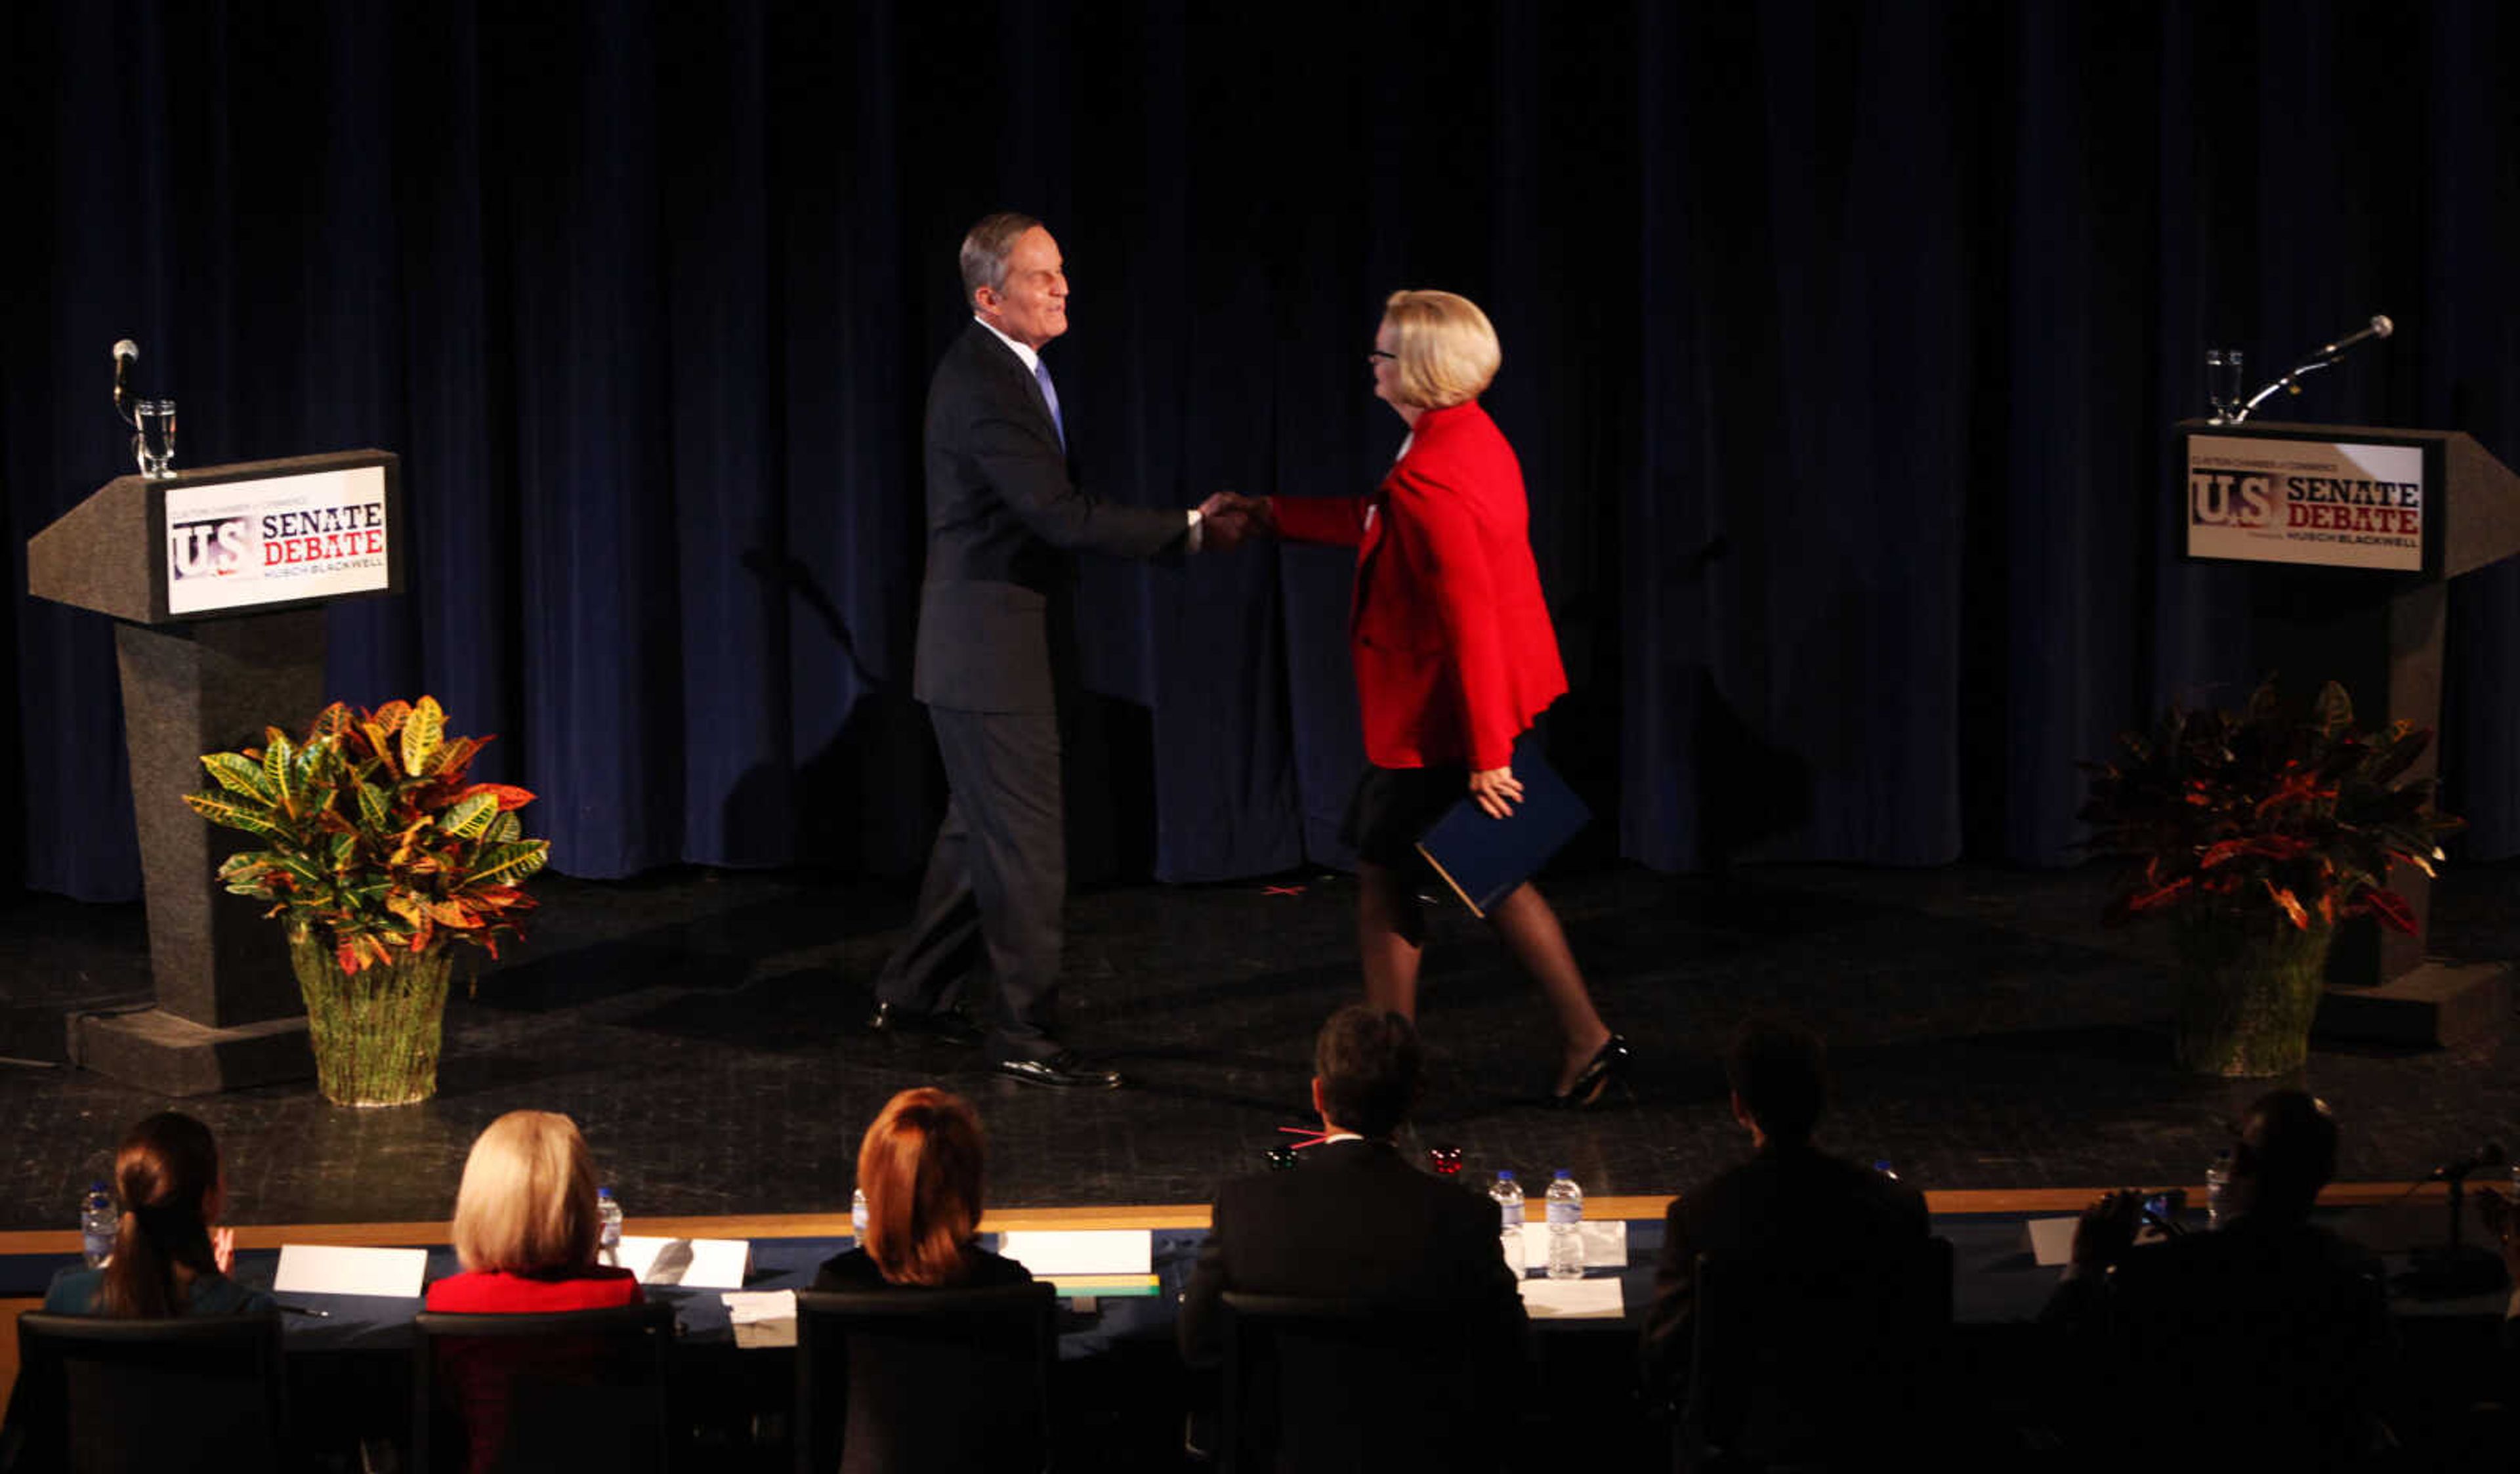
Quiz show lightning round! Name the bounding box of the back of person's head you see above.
[452,1110,600,1274]
[2232,1089,2338,1221]
[1379,289,1502,409]
[1725,1015,1829,1145]
[1313,1005,1421,1139]
[101,1111,222,1317]
[858,1088,988,1287]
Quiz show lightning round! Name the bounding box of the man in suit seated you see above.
[1639,1016,1933,1464]
[1179,1003,1526,1370]
[2042,1090,2392,1465]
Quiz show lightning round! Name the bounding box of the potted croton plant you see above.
[2078,679,2461,1076]
[184,697,548,1106]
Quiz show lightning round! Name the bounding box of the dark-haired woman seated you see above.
[45,1111,272,1317]
[814,1088,1031,1290]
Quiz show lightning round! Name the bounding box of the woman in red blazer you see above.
[426,1110,642,1313]
[1250,290,1628,1105]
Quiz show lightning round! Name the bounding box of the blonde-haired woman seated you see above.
[426,1110,642,1313]
[813,1088,1031,1290]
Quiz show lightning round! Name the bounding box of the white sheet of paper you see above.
[614,1235,752,1288]
[723,1290,795,1322]
[2027,1216,2078,1267]
[1517,1276,1624,1318]
[724,1290,797,1348]
[1574,1219,1628,1267]
[998,1229,1152,1276]
[273,1244,429,1299]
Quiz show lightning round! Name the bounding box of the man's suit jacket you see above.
[1639,1141,1929,1396]
[914,322,1187,713]
[1270,400,1567,770]
[1178,1137,1526,1369]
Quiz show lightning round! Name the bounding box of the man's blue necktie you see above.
[1034,359,1066,452]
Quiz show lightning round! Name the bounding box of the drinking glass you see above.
[135,398,177,478]
[2206,350,2244,423]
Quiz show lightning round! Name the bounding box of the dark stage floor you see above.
[3,862,2517,1232]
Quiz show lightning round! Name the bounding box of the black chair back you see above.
[10,1310,286,1474]
[412,1302,676,1474]
[1217,1292,1511,1474]
[793,1283,1056,1474]
[1682,1234,1954,1471]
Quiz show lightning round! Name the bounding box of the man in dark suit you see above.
[1639,1017,1931,1463]
[871,213,1240,1089]
[2042,1091,2392,1465]
[1178,1005,1526,1367]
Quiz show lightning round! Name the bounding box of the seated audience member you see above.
[1177,1005,1525,1368]
[2042,1090,2391,1465]
[426,1110,641,1312]
[813,1087,1030,1290]
[2481,1186,2520,1354]
[1638,1016,1931,1460]
[45,1110,272,1317]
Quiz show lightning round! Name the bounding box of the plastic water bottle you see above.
[1490,1171,1526,1274]
[597,1186,624,1263]
[79,1182,115,1268]
[851,1188,869,1242]
[1545,1169,1585,1280]
[2204,1150,2233,1230]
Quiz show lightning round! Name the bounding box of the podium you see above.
[2179,421,2520,1045]
[26,450,402,1093]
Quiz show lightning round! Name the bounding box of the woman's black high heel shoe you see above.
[1552,1033,1632,1109]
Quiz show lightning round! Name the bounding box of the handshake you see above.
[1195,491,1274,553]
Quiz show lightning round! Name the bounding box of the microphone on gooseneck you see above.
[2317,314,2394,361]
[113,339,139,424]
[2431,1141,2505,1183]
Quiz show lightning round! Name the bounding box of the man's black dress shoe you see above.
[992,1050,1124,1090]
[866,1001,982,1049]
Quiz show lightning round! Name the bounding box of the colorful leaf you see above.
[355,781,391,835]
[359,721,401,778]
[262,732,297,816]
[2263,879,2310,929]
[452,783,537,813]
[200,752,272,801]
[401,696,446,777]
[2361,889,2418,935]
[440,790,499,839]
[306,702,356,742]
[183,792,287,840]
[467,841,549,888]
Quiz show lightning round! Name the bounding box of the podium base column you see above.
[2313,959,2513,1049]
[66,1007,312,1097]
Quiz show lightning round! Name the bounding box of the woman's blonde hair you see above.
[451,1110,601,1274]
[1381,289,1502,408]
[858,1088,988,1287]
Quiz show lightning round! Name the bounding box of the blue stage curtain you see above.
[5,0,2517,902]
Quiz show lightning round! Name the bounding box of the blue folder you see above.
[1413,747,1591,918]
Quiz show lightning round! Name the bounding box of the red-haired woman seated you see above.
[44,1111,272,1317]
[425,1110,642,1313]
[814,1088,1031,1290]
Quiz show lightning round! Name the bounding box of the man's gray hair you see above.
[959,211,1043,305]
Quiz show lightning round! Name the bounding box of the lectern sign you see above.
[165,465,392,615]
[2185,434,2426,572]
